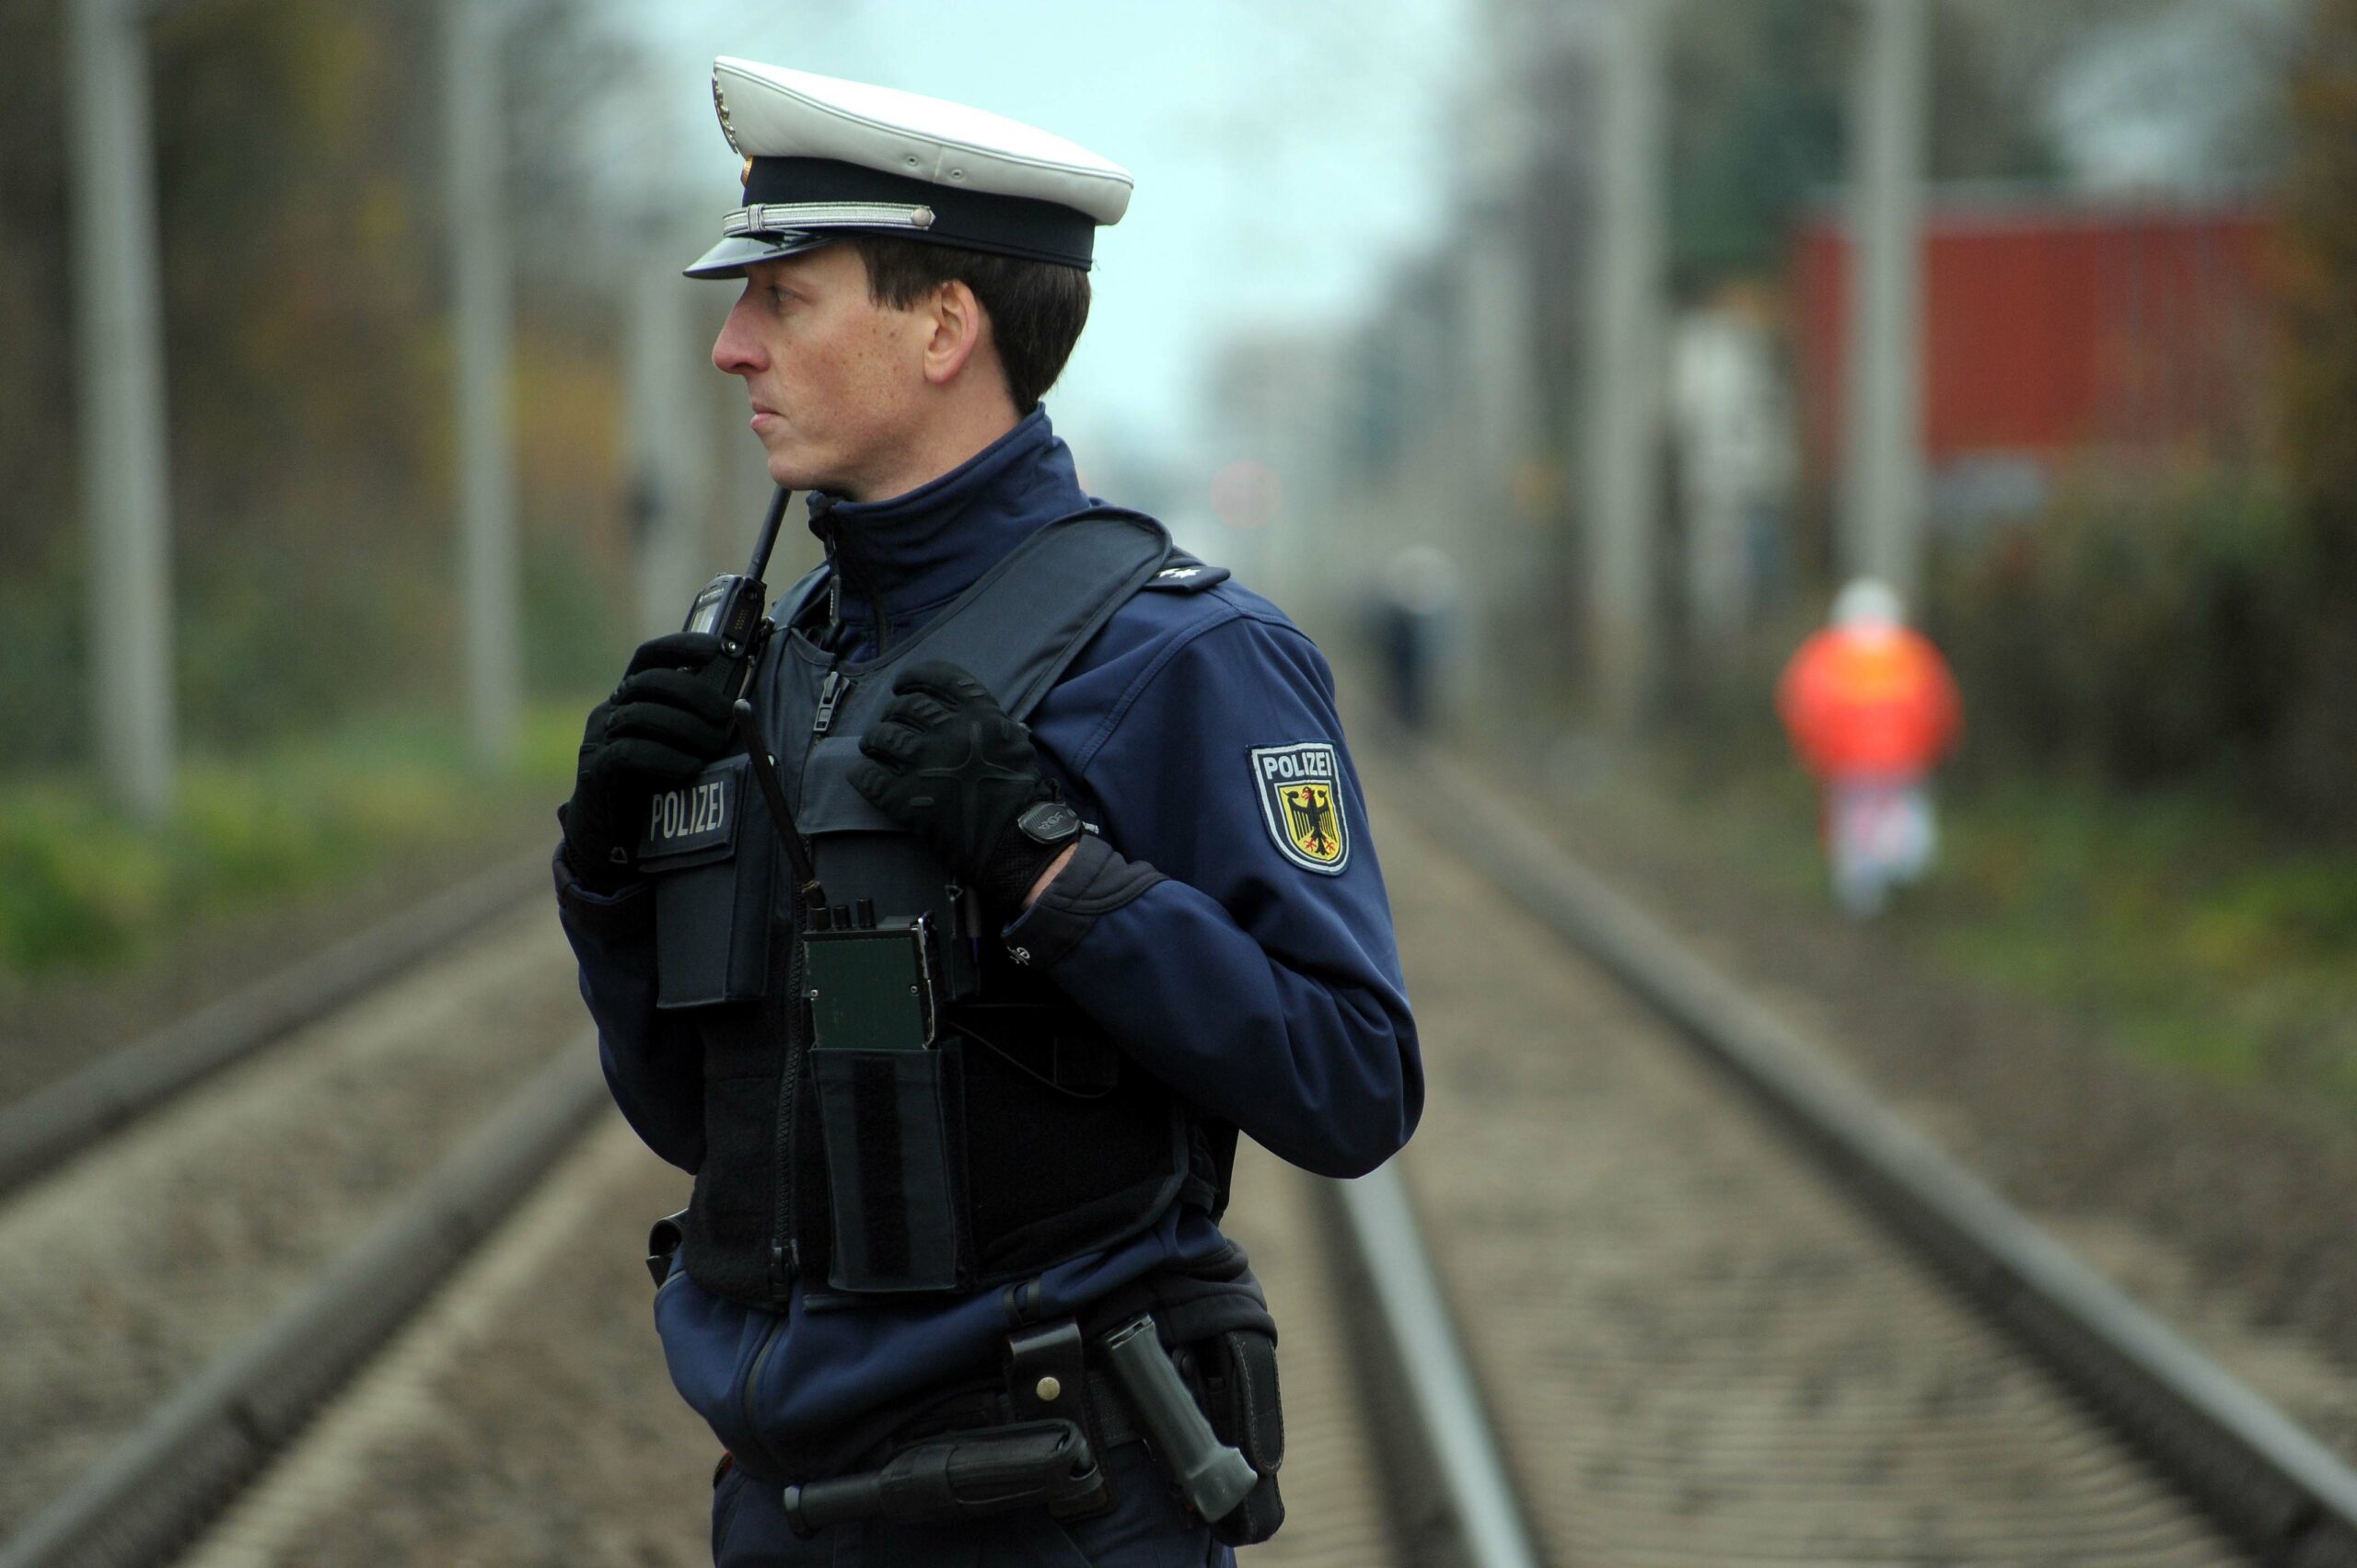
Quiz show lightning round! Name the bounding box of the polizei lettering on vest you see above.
[648,778,728,842]
[1256,749,1336,784]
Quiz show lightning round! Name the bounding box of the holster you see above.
[724,1303,1286,1544]
[1179,1325,1286,1545]
[772,1318,1123,1538]
[780,1421,1103,1539]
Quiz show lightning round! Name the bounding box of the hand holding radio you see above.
[562,631,738,889]
[563,488,795,892]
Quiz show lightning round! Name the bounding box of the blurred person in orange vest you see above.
[1776,578,1962,916]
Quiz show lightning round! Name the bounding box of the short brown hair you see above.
[843,236,1091,414]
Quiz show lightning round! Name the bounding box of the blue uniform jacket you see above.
[554,408,1421,1474]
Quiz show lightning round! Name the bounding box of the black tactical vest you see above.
[639,509,1231,1311]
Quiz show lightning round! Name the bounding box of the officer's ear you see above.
[919,278,996,393]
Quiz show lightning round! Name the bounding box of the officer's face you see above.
[713,246,938,501]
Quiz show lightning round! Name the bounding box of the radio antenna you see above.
[744,486,791,584]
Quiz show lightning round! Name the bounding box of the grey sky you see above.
[2040,0,2297,192]
[608,1,1474,469]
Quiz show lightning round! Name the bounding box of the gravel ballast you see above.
[1499,749,2357,1463]
[1376,799,2247,1565]
[179,1127,1397,1565]
[0,903,582,1536]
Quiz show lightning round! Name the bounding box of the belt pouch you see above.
[807,921,970,1294]
[642,755,776,1009]
[1190,1328,1286,1545]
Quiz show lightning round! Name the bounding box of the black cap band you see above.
[739,157,1096,268]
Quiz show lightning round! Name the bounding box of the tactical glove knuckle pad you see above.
[845,659,1063,914]
[625,629,723,676]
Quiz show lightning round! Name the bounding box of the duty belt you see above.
[726,1313,1260,1539]
[847,1370,1142,1474]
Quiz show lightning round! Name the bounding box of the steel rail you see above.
[1399,749,2357,1568]
[0,1041,608,1568]
[1316,1165,1544,1568]
[0,848,548,1198]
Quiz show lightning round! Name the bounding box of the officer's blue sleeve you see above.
[1004,611,1422,1179]
[551,847,705,1172]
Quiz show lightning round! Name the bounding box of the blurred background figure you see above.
[1671,282,1794,659]
[1368,544,1461,739]
[1776,578,1961,916]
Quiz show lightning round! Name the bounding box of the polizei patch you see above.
[638,768,736,861]
[1250,741,1350,875]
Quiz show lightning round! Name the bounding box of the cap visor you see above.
[681,230,831,279]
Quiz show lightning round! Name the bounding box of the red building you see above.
[1793,192,2273,504]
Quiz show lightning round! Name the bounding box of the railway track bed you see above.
[1379,798,2237,1562]
[1340,758,2357,1566]
[0,901,587,1561]
[9,767,2357,1567]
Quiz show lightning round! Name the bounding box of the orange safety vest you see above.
[1776,625,1962,779]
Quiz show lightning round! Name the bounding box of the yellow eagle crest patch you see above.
[1250,742,1350,875]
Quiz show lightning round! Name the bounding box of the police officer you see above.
[554,57,1421,1567]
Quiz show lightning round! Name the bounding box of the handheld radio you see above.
[693,485,829,917]
[685,484,792,700]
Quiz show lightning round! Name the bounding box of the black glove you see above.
[562,631,737,889]
[848,660,1067,915]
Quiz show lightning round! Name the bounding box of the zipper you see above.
[772,651,838,1298]
[812,669,848,735]
[738,1311,790,1478]
[814,508,844,648]
[812,505,891,658]
[771,930,807,1299]
[738,933,804,1474]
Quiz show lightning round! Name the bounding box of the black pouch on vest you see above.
[807,919,972,1294]
[642,755,776,1010]
[811,1048,970,1293]
[1187,1328,1285,1545]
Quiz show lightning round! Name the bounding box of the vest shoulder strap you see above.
[994,507,1171,718]
[823,506,1171,725]
[784,509,1171,837]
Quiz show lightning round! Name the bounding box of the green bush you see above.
[0,703,581,976]
[0,547,91,776]
[1924,471,2306,797]
[0,790,170,970]
[1630,728,2357,1101]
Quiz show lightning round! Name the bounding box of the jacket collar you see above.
[806,407,1089,645]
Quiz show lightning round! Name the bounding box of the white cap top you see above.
[711,58,1133,226]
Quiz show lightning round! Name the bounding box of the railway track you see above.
[7,767,2357,1567]
[0,851,549,1198]
[0,869,598,1568]
[1329,754,2357,1567]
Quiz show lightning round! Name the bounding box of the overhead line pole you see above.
[66,0,176,819]
[442,0,522,769]
[1459,3,1542,692]
[628,220,701,641]
[623,66,702,642]
[1841,0,1930,604]
[1581,0,1667,729]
